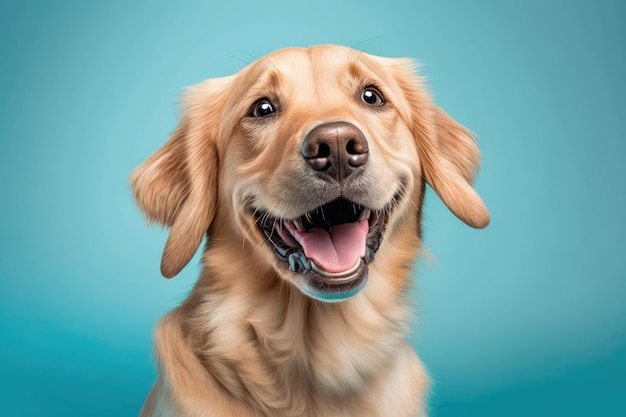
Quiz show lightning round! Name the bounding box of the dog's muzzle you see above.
[251,122,401,302]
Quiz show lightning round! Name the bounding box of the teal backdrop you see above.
[1,1,625,416]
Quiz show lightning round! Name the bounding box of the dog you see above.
[131,44,489,417]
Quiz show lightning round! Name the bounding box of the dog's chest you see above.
[196,291,410,416]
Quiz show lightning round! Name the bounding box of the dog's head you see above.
[131,45,489,302]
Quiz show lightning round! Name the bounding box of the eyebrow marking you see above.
[347,60,368,81]
[242,69,282,107]
[265,71,280,90]
[347,59,385,89]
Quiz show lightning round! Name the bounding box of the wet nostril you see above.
[317,143,331,158]
[346,139,368,155]
[303,141,332,172]
[309,158,330,171]
[348,153,368,167]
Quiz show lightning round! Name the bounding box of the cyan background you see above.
[1,0,624,416]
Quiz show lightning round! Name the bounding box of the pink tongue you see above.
[292,220,369,273]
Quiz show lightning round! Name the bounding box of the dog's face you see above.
[132,45,489,302]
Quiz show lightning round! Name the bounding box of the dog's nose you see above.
[301,122,369,182]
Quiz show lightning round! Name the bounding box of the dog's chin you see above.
[252,195,399,302]
[290,259,369,302]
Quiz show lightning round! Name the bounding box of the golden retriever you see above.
[131,44,489,417]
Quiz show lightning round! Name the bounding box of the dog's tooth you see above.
[358,208,371,222]
[274,243,290,259]
[293,219,305,232]
[288,251,311,274]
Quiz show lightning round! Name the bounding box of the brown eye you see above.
[248,98,275,118]
[361,87,385,106]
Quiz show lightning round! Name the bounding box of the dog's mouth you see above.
[253,196,397,301]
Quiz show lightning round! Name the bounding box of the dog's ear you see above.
[131,76,233,277]
[390,59,490,228]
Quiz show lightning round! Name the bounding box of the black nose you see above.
[301,122,369,182]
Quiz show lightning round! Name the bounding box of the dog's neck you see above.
[176,227,419,416]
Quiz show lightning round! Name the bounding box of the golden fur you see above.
[131,44,489,417]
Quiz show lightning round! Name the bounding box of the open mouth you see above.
[253,196,396,301]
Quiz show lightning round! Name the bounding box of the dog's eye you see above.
[248,98,275,118]
[361,87,385,106]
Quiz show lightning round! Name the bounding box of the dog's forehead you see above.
[247,45,374,90]
[268,45,353,68]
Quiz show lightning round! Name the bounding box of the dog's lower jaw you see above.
[285,259,368,303]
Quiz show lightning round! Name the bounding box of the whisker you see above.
[351,34,390,57]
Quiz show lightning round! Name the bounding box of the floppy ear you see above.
[131,76,233,277]
[392,60,490,228]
